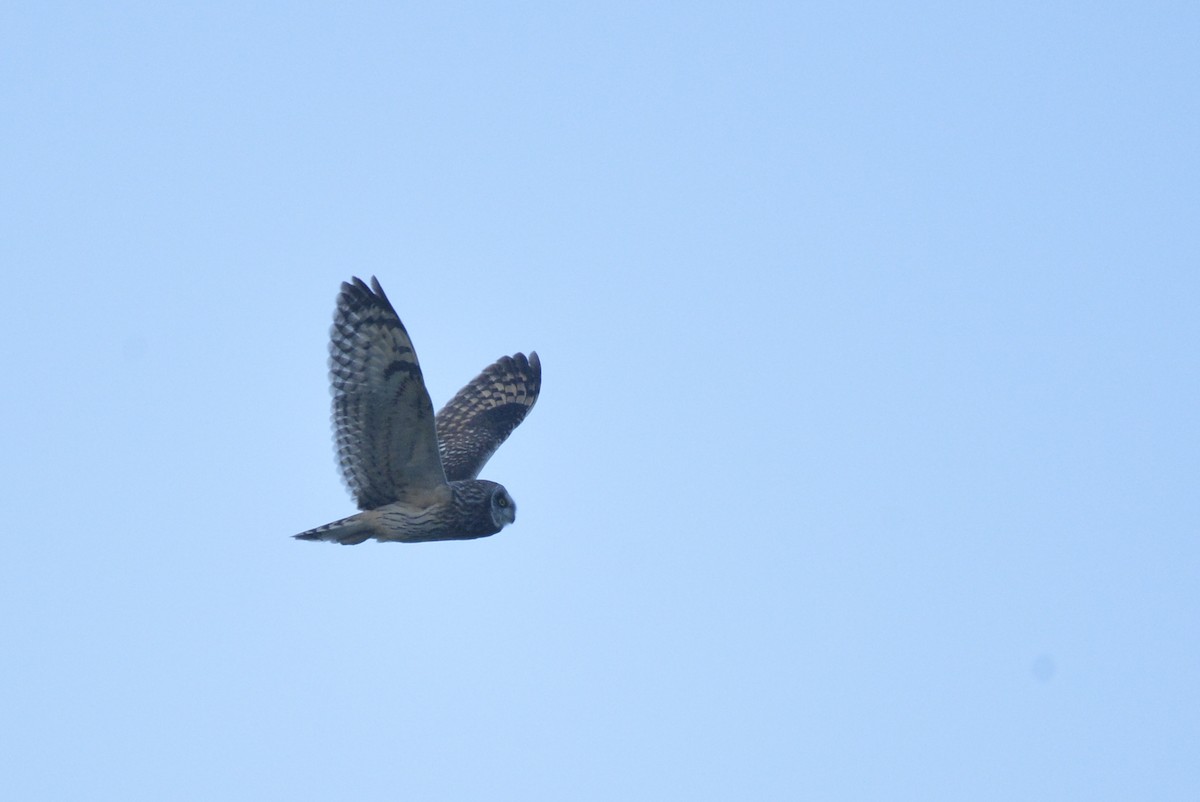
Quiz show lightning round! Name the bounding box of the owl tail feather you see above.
[293,512,376,545]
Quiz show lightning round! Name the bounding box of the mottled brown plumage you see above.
[294,276,540,545]
[437,352,541,482]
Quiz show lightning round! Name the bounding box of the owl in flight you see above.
[294,276,541,545]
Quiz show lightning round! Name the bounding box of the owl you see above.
[294,276,541,545]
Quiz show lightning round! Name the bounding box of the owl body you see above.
[296,480,515,545]
[293,277,539,546]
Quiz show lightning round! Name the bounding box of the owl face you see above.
[491,486,517,528]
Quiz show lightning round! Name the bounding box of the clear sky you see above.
[2,2,1197,800]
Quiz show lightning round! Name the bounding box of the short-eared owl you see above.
[294,277,541,545]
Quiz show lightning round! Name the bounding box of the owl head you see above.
[448,479,517,538]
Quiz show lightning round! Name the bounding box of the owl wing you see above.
[435,352,541,481]
[329,276,450,510]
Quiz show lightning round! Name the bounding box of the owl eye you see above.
[496,495,508,508]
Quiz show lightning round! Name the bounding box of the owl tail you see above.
[293,512,376,545]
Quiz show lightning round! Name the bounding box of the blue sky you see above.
[2,2,1197,799]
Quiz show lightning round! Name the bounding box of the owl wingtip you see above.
[524,351,541,381]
